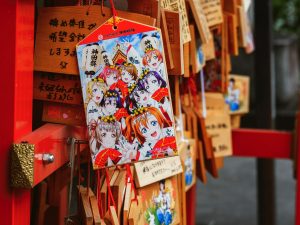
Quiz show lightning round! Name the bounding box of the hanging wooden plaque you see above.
[225,74,250,114]
[33,73,82,105]
[76,17,178,169]
[134,156,183,187]
[161,0,191,43]
[164,10,184,75]
[34,6,156,75]
[188,0,211,44]
[200,0,223,27]
[138,176,181,225]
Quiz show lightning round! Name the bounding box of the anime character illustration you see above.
[85,78,107,125]
[143,177,180,225]
[116,62,138,98]
[152,180,173,225]
[99,89,128,121]
[225,77,240,111]
[77,28,177,168]
[125,81,157,113]
[137,70,173,120]
[124,42,143,76]
[125,72,171,118]
[225,75,250,114]
[139,70,168,102]
[124,107,176,160]
[142,48,165,79]
[140,33,160,54]
[81,43,102,77]
[140,34,165,79]
[91,118,136,168]
[98,65,121,89]
[92,119,122,168]
[184,145,193,186]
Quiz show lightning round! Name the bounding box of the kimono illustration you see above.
[124,107,176,160]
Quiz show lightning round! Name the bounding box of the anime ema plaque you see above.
[76,17,177,169]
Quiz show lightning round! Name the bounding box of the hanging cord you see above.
[125,164,138,204]
[108,0,118,29]
[101,0,105,16]
[86,0,92,15]
[105,168,117,215]
[66,138,77,224]
[200,69,207,118]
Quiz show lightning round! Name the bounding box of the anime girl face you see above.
[121,70,134,83]
[145,75,160,92]
[99,130,117,148]
[100,90,122,116]
[99,66,120,87]
[140,71,166,93]
[96,120,121,149]
[91,83,104,103]
[142,49,163,70]
[159,180,165,191]
[118,63,138,84]
[133,89,150,106]
[139,114,162,141]
[125,107,170,144]
[104,98,118,115]
[86,80,106,105]
[106,73,119,87]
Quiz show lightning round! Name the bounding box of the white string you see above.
[177,96,185,142]
[200,69,207,118]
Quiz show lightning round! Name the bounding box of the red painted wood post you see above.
[295,112,300,225]
[0,0,35,224]
[186,185,197,225]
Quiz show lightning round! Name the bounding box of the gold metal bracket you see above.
[11,142,34,188]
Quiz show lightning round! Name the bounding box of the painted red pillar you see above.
[0,0,35,224]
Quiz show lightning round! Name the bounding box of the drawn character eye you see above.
[111,133,116,138]
[152,80,157,84]
[101,133,106,137]
[153,55,158,60]
[141,128,147,134]
[129,57,134,63]
[93,88,97,93]
[151,121,157,126]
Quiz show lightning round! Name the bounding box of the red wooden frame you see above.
[1,1,300,225]
[232,129,292,159]
[1,0,34,225]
